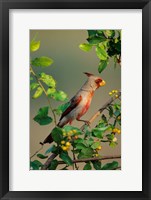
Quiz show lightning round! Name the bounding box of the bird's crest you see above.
[83,72,94,77]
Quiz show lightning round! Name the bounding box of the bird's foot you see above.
[77,119,91,127]
[85,121,91,127]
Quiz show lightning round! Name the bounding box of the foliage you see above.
[30,31,121,170]
[79,30,121,73]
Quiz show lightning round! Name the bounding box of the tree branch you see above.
[41,153,58,170]
[57,155,121,165]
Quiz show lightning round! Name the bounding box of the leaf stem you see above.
[30,66,57,126]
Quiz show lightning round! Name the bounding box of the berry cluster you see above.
[61,129,78,151]
[112,128,121,134]
[109,89,119,98]
[61,141,71,151]
[94,145,102,157]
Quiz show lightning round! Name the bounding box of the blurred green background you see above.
[30,30,121,169]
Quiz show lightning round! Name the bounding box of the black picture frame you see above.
[0,0,150,199]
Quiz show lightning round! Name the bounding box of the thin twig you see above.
[30,145,43,160]
[30,66,57,125]
[57,155,121,165]
[72,147,78,170]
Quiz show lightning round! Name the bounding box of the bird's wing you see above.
[59,95,82,121]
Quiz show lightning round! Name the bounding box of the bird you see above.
[42,72,106,144]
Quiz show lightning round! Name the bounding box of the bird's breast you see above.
[77,91,94,119]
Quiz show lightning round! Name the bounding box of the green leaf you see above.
[96,45,108,60]
[78,147,93,159]
[54,102,70,115]
[59,152,73,166]
[102,114,107,123]
[86,138,94,146]
[30,82,39,90]
[79,43,92,52]
[91,142,100,149]
[48,160,58,170]
[30,40,40,52]
[114,103,121,110]
[50,90,68,101]
[76,143,87,150]
[108,105,114,117]
[92,161,102,170]
[51,127,63,143]
[109,141,117,148]
[92,128,104,139]
[31,56,53,67]
[30,77,33,81]
[87,36,106,45]
[37,154,48,159]
[83,163,92,170]
[33,106,53,126]
[30,160,42,170]
[45,145,55,155]
[106,134,115,140]
[104,30,115,38]
[74,138,84,144]
[40,73,56,88]
[114,110,121,117]
[47,88,56,95]
[87,30,97,37]
[101,161,118,170]
[32,87,43,99]
[98,60,108,73]
[96,30,105,36]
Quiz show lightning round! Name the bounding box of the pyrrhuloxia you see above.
[43,72,106,144]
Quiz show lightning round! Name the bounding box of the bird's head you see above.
[84,72,106,91]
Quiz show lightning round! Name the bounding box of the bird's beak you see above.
[100,80,106,87]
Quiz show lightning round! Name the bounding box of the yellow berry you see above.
[112,90,115,93]
[68,130,73,136]
[63,132,66,137]
[112,128,116,132]
[95,154,99,157]
[115,95,118,98]
[113,137,117,142]
[97,146,102,150]
[61,140,65,144]
[117,116,121,120]
[115,90,118,93]
[117,130,121,134]
[66,142,71,147]
[109,92,112,96]
[61,146,68,151]
[73,129,77,134]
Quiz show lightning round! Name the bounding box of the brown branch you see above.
[57,155,121,165]
[41,153,58,170]
[41,92,121,170]
[81,91,121,130]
